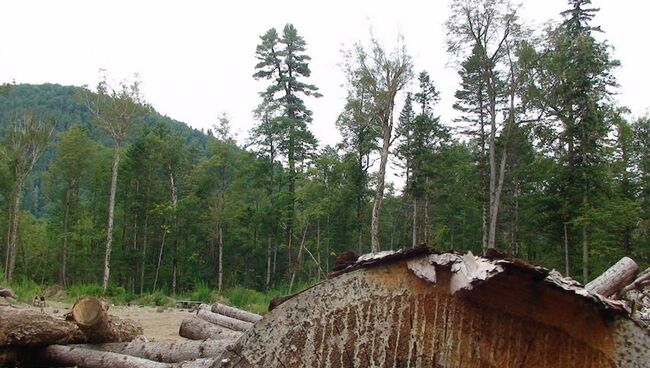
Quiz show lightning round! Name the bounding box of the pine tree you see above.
[253,24,321,277]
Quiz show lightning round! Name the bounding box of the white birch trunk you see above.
[103,144,121,291]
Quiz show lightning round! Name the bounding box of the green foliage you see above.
[0,4,646,301]
[5,278,41,303]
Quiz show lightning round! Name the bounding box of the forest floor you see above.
[25,301,190,341]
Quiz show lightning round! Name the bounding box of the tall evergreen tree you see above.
[253,24,321,277]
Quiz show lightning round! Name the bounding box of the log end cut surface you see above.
[72,297,106,327]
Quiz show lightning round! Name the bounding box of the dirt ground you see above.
[32,301,192,341]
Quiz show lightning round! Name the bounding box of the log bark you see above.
[72,296,143,343]
[619,267,650,296]
[0,306,85,346]
[585,257,639,297]
[0,302,142,348]
[217,252,649,368]
[37,344,169,368]
[210,303,262,324]
[196,308,253,332]
[79,339,234,363]
[179,315,243,341]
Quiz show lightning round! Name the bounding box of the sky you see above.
[1,0,649,151]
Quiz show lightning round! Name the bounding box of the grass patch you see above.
[4,278,41,303]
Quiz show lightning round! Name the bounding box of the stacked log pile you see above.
[178,303,261,341]
[0,297,259,367]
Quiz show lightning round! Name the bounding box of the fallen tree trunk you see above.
[71,296,143,343]
[36,344,168,368]
[210,303,262,324]
[197,308,253,332]
[80,339,234,363]
[618,267,650,296]
[586,257,639,297]
[179,315,243,341]
[0,306,85,346]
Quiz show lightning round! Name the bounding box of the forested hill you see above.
[0,83,211,149]
[0,83,214,215]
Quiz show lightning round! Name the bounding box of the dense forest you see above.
[0,0,648,297]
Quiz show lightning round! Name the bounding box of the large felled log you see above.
[0,306,85,346]
[216,250,649,368]
[210,303,262,324]
[71,296,143,343]
[81,339,234,363]
[37,344,168,368]
[585,257,639,297]
[197,308,253,332]
[179,315,243,341]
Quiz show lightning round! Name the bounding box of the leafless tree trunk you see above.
[4,179,24,282]
[218,224,223,292]
[412,198,417,247]
[60,188,71,286]
[266,234,272,288]
[103,143,121,291]
[564,222,570,277]
[152,227,166,292]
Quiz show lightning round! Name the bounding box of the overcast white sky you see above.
[2,0,648,150]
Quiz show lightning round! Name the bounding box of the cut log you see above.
[619,267,650,296]
[585,257,639,297]
[80,339,234,363]
[0,306,85,346]
[216,250,649,368]
[210,303,262,324]
[71,296,143,343]
[179,315,243,341]
[197,308,253,332]
[37,344,169,368]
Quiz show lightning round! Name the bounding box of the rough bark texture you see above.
[585,257,639,297]
[179,315,243,341]
[210,303,262,324]
[0,303,142,349]
[79,339,233,363]
[0,306,85,346]
[37,344,169,368]
[215,252,649,368]
[196,309,253,332]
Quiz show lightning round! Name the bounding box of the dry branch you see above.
[210,303,262,324]
[179,315,243,341]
